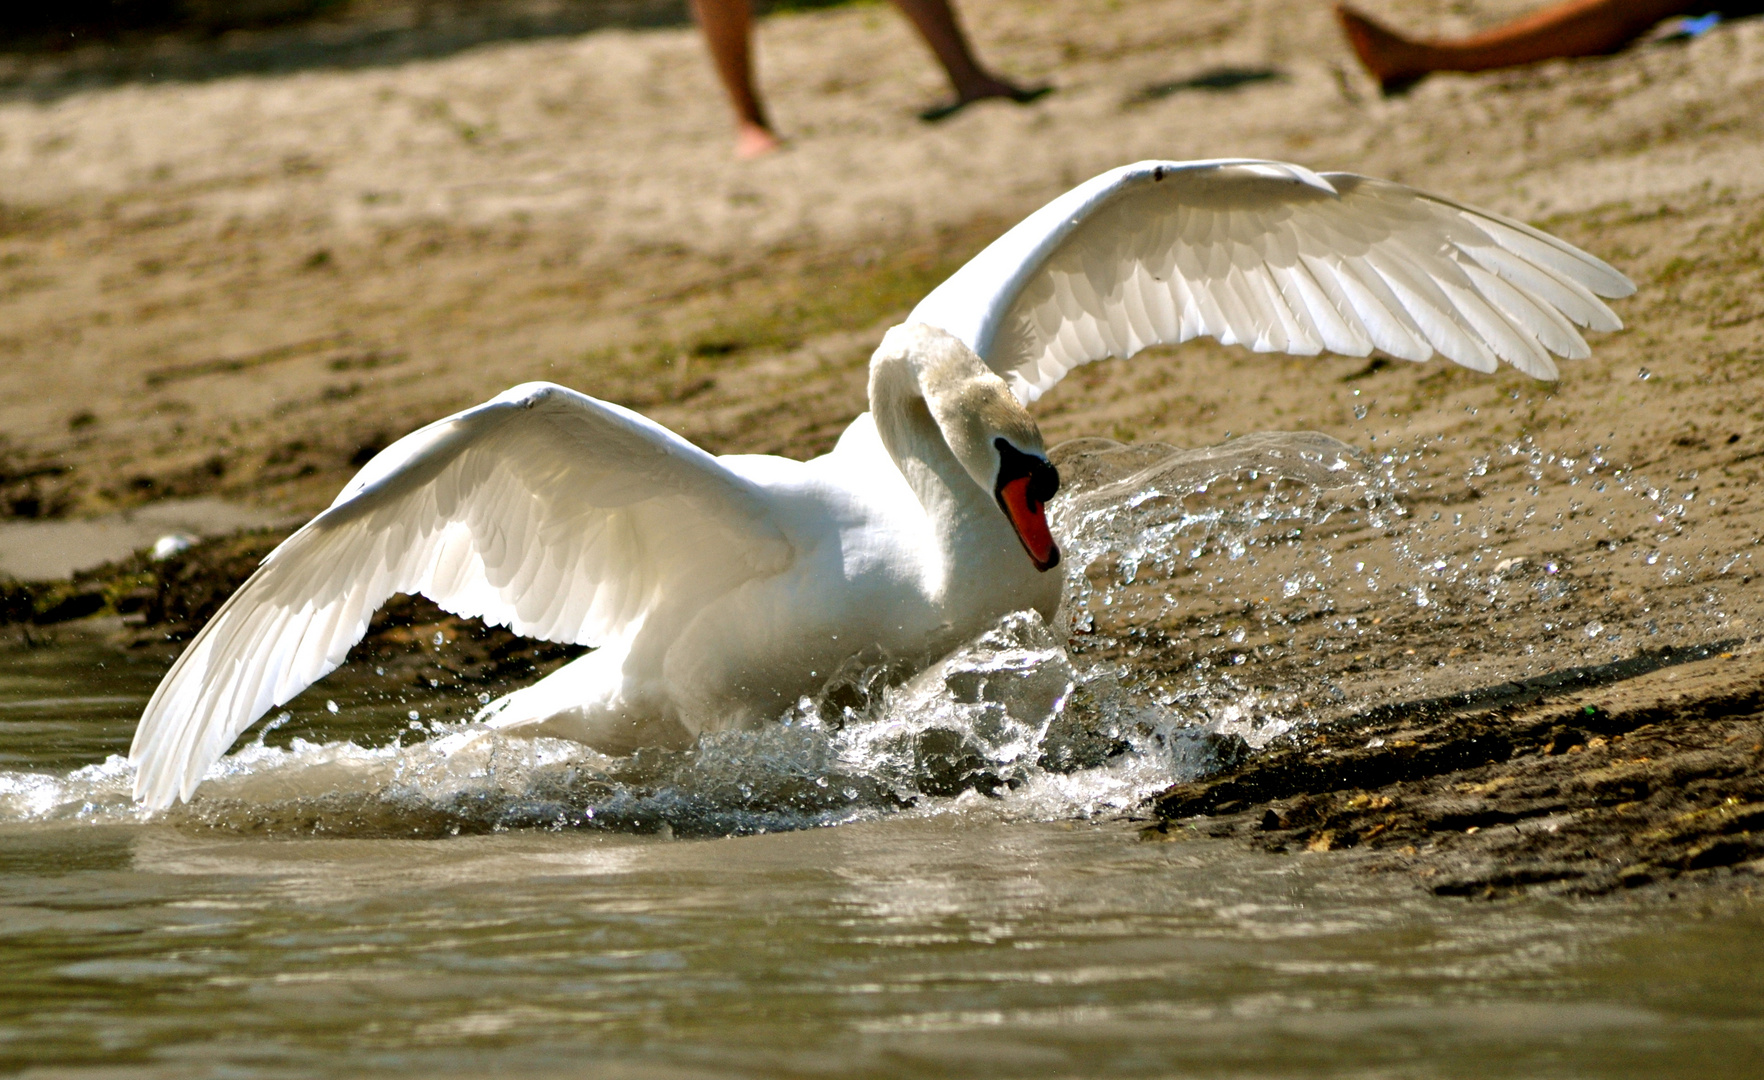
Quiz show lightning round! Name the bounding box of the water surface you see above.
[2,634,1762,1078]
[5,432,1764,1076]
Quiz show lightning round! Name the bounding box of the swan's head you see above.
[887,324,1062,572]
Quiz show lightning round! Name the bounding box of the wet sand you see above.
[1147,642,1764,898]
[0,498,289,579]
[2,0,1763,896]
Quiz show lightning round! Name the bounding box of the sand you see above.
[0,497,289,579]
[1,0,1759,518]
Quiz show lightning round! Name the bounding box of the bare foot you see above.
[919,80,1051,123]
[734,122,783,159]
[1335,4,1432,94]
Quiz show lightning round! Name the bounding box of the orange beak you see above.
[999,475,1060,572]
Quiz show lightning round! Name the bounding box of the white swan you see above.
[130,159,1634,808]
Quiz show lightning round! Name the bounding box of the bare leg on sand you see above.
[691,0,782,158]
[889,0,1050,121]
[1336,0,1698,93]
[691,0,1047,157]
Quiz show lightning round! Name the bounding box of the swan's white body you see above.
[473,367,1059,754]
[131,159,1634,808]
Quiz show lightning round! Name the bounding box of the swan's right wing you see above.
[908,159,1635,403]
[131,382,793,809]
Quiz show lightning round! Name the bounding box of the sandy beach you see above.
[2,0,1759,518]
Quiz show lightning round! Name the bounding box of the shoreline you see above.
[5,519,1763,902]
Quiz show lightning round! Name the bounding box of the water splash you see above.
[1050,424,1759,744]
[7,427,1752,838]
[0,610,1249,836]
[0,435,1398,836]
[1050,431,1389,735]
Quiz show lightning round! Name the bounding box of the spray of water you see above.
[5,424,1752,836]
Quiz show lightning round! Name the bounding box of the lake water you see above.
[2,634,1763,1078]
[6,434,1764,1077]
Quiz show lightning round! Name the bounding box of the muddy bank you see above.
[1042,431,1764,900]
[1145,642,1764,899]
[2,529,582,702]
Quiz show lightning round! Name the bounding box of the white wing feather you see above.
[908,159,1636,403]
[130,382,792,808]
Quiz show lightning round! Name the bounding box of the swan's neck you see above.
[874,385,991,531]
[867,326,1000,557]
[863,322,1060,626]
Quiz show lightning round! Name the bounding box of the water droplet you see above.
[326,700,339,714]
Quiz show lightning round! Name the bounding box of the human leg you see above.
[886,0,1049,118]
[691,0,783,157]
[1337,0,1696,92]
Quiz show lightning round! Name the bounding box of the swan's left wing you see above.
[130,382,792,809]
[908,159,1636,403]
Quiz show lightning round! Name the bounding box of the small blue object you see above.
[1680,13,1723,37]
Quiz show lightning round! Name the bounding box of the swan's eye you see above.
[1028,459,1059,504]
[993,438,1059,505]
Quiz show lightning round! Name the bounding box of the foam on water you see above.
[0,607,1242,836]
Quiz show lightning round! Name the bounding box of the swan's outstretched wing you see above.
[908,159,1636,403]
[130,382,793,808]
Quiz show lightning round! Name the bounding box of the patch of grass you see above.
[587,217,1009,380]
[688,227,997,357]
[0,201,65,239]
[1654,255,1698,285]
